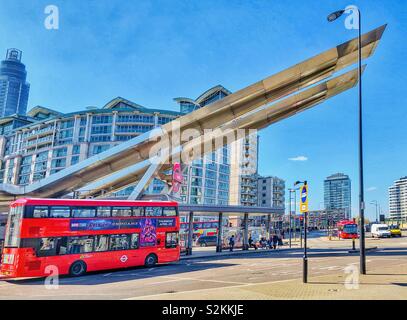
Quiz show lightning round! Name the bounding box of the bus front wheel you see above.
[144,254,157,267]
[69,260,87,277]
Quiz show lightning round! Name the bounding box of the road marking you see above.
[160,275,248,285]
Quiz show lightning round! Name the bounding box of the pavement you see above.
[0,231,406,300]
[138,261,407,300]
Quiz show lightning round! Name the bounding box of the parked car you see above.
[196,236,218,247]
[389,225,402,237]
[371,224,391,238]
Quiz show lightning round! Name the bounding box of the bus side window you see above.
[57,237,68,255]
[94,235,109,252]
[165,232,179,248]
[37,237,58,257]
[33,206,49,218]
[132,207,144,217]
[97,207,111,217]
[130,233,139,249]
[145,207,162,216]
[50,206,70,218]
[163,207,177,217]
[72,207,96,218]
[67,236,94,254]
[109,234,130,251]
[112,207,132,217]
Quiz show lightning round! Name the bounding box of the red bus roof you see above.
[10,198,178,207]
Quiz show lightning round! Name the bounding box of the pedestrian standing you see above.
[229,235,235,252]
[272,234,278,250]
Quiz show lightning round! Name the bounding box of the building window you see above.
[92,115,112,124]
[71,155,80,165]
[72,145,81,155]
[51,158,66,168]
[91,125,112,134]
[92,144,110,155]
[53,147,67,158]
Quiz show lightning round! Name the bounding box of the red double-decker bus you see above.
[1,198,180,278]
[337,220,359,239]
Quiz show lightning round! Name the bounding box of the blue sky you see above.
[1,0,406,219]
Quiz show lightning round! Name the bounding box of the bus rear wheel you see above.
[69,260,87,277]
[144,254,157,267]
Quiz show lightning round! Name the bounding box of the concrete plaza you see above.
[0,231,406,300]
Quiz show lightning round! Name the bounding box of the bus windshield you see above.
[4,206,23,247]
[343,224,358,234]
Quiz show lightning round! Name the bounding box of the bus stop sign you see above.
[300,184,308,213]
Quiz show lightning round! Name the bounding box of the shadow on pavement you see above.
[3,261,237,286]
[392,283,407,287]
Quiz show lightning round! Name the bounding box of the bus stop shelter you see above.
[178,204,284,255]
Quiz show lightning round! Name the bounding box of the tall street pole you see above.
[327,5,366,275]
[357,11,367,275]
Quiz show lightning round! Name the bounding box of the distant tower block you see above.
[0,48,30,117]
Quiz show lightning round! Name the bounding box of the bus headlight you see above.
[2,254,15,265]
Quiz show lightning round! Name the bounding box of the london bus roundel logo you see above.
[120,255,128,263]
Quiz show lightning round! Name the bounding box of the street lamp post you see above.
[327,6,366,275]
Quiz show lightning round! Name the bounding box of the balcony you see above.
[23,126,55,141]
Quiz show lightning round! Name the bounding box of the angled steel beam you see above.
[180,66,363,158]
[127,160,162,200]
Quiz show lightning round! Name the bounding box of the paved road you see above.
[0,232,406,299]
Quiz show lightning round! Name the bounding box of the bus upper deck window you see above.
[33,206,49,218]
[72,207,96,218]
[50,206,70,218]
[163,207,177,217]
[97,207,111,217]
[145,207,162,216]
[112,207,132,217]
[132,207,144,217]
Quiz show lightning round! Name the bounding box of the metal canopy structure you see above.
[0,25,386,211]
[178,204,284,216]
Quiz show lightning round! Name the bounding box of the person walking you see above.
[229,235,235,252]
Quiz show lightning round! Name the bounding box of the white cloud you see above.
[367,186,377,192]
[288,155,308,161]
